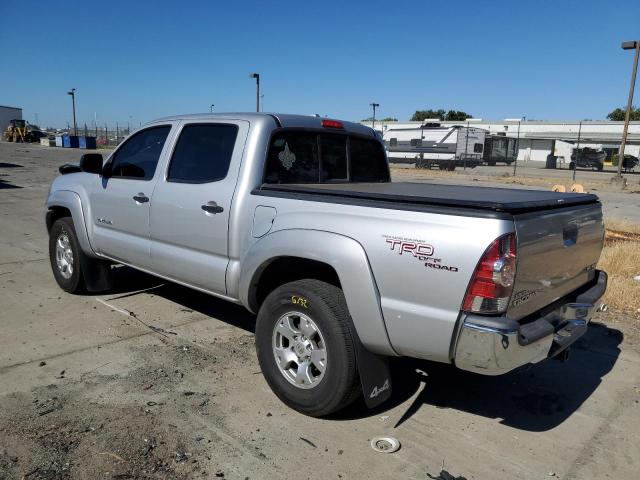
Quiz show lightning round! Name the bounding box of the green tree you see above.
[607,106,640,121]
[411,109,446,121]
[381,117,398,122]
[444,110,473,121]
[410,109,472,121]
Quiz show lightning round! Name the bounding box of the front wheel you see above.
[255,279,361,416]
[49,217,84,293]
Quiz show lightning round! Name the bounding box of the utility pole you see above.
[573,121,582,182]
[250,73,260,112]
[614,40,640,186]
[67,88,77,136]
[513,119,521,176]
[370,103,379,130]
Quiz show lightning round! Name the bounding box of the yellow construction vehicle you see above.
[4,119,27,142]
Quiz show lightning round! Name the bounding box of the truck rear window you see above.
[264,131,389,184]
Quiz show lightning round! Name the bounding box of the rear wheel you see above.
[569,161,576,170]
[255,279,361,416]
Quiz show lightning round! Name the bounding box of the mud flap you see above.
[79,255,113,292]
[352,329,392,409]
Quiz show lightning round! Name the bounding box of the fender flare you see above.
[239,229,396,356]
[46,189,97,258]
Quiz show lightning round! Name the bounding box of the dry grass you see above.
[598,226,640,314]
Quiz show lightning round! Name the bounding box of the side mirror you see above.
[79,153,103,174]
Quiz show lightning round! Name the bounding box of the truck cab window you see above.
[265,132,319,183]
[320,135,348,181]
[264,131,389,184]
[109,125,171,180]
[167,124,238,183]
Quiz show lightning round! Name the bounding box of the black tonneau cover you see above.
[258,182,599,214]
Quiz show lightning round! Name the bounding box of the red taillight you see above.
[321,119,344,129]
[462,233,517,314]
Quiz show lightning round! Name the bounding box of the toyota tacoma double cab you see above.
[46,113,607,416]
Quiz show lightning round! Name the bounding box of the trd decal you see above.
[424,257,458,272]
[384,236,434,259]
[383,235,459,273]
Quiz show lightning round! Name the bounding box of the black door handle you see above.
[133,193,149,203]
[201,202,224,214]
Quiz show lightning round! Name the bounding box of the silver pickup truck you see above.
[46,113,607,416]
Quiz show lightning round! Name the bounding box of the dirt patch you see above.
[0,335,255,479]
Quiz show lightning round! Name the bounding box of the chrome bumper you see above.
[454,270,607,376]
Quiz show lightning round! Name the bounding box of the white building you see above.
[0,105,23,134]
[361,119,640,164]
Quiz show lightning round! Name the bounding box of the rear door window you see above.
[167,124,238,183]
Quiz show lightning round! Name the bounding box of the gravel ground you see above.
[1,142,639,480]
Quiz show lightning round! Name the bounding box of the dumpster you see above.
[545,154,557,169]
[55,136,64,147]
[78,136,97,149]
[62,135,79,148]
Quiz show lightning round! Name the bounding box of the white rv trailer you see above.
[383,124,486,170]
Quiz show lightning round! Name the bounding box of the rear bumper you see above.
[454,270,607,375]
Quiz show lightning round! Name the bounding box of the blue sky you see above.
[1,0,639,127]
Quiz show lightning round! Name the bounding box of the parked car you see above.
[46,113,607,416]
[612,153,639,172]
[570,147,605,171]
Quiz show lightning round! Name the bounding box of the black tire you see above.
[255,279,361,417]
[49,217,114,294]
[569,161,576,170]
[49,217,85,293]
[597,164,604,172]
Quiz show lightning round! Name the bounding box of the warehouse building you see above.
[361,119,640,165]
[0,105,23,134]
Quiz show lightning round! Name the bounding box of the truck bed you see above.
[256,182,599,215]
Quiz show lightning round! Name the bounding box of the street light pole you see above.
[67,88,77,136]
[369,103,379,130]
[615,40,640,183]
[260,94,264,112]
[250,73,260,112]
[210,104,215,113]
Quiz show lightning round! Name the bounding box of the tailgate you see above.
[508,203,604,320]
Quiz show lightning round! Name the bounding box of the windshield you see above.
[264,130,390,184]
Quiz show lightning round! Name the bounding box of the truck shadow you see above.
[107,266,256,334]
[106,267,622,432]
[336,323,622,432]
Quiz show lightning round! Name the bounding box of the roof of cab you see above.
[148,112,376,137]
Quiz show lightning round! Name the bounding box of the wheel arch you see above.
[46,190,97,257]
[239,229,396,356]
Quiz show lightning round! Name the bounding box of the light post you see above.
[260,94,264,112]
[369,103,379,130]
[67,88,77,136]
[250,73,260,112]
[210,104,215,113]
[614,40,640,185]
